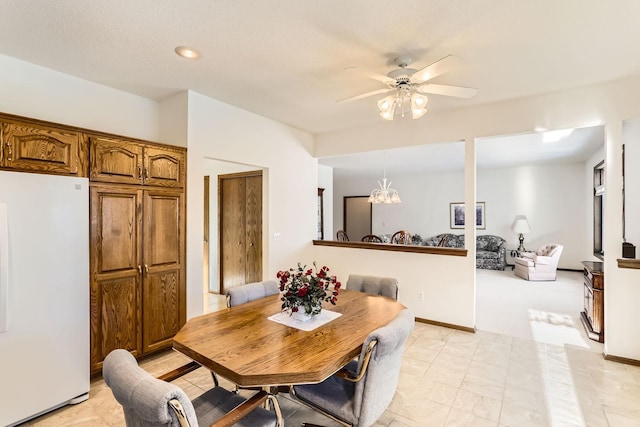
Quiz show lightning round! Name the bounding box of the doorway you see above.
[343,196,371,242]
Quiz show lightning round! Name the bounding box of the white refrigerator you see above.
[0,170,90,427]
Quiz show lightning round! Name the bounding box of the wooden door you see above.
[245,175,262,283]
[1,121,80,174]
[142,189,186,353]
[220,176,246,291]
[90,185,143,373]
[143,146,185,188]
[219,171,263,293]
[89,137,144,185]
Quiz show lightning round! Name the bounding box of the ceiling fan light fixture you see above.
[411,107,427,119]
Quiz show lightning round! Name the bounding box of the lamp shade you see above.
[512,217,531,234]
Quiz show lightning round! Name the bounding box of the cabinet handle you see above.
[137,166,142,180]
[137,265,142,274]
[144,168,149,180]
[144,264,149,273]
[249,242,254,247]
[5,142,11,162]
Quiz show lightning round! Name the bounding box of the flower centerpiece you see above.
[276,262,341,321]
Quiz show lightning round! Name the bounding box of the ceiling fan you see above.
[339,55,477,120]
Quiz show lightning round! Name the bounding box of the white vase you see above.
[291,310,314,322]
[290,304,321,322]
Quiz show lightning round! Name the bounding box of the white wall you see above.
[183,91,317,319]
[0,54,159,141]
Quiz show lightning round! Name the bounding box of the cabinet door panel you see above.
[142,189,185,353]
[91,187,142,273]
[2,121,79,174]
[220,177,246,291]
[91,274,142,372]
[90,137,144,184]
[245,175,262,283]
[142,268,181,353]
[90,185,142,373]
[144,192,180,265]
[144,147,185,188]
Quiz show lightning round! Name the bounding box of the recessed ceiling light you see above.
[175,46,200,60]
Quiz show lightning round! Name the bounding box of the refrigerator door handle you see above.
[0,203,9,333]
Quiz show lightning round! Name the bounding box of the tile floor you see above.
[19,289,640,427]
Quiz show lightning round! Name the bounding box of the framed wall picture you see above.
[450,202,486,229]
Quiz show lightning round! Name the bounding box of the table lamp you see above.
[512,215,531,252]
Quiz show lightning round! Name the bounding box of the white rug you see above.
[476,268,604,352]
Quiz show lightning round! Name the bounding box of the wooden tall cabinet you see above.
[89,139,186,374]
[219,171,262,292]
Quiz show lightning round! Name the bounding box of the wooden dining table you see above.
[172,289,406,387]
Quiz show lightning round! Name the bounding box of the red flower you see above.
[292,306,299,312]
[297,287,308,297]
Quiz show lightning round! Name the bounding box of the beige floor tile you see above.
[452,388,502,422]
[460,373,505,401]
[425,363,467,388]
[444,407,499,427]
[467,359,508,383]
[546,397,587,427]
[419,379,460,406]
[499,400,549,427]
[603,405,640,427]
[392,398,451,427]
[503,382,547,414]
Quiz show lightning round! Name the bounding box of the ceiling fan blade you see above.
[344,67,396,85]
[416,83,478,99]
[337,88,393,103]
[410,55,461,83]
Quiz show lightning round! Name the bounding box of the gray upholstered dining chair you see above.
[103,349,282,427]
[290,308,414,427]
[346,274,399,300]
[226,279,280,308]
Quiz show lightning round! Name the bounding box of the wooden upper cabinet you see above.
[90,136,185,187]
[1,120,81,175]
[90,137,144,185]
[144,146,185,187]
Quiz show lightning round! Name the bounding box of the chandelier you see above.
[368,154,401,204]
[377,86,428,121]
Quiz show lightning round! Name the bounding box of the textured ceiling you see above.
[1,1,640,136]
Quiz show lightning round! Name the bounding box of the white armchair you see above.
[514,244,563,281]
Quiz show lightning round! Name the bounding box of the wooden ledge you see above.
[313,240,468,257]
[617,258,640,269]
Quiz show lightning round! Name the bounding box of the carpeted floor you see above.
[475,268,604,352]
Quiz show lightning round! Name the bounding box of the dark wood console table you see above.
[580,261,604,342]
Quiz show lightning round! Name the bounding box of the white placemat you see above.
[268,310,342,331]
